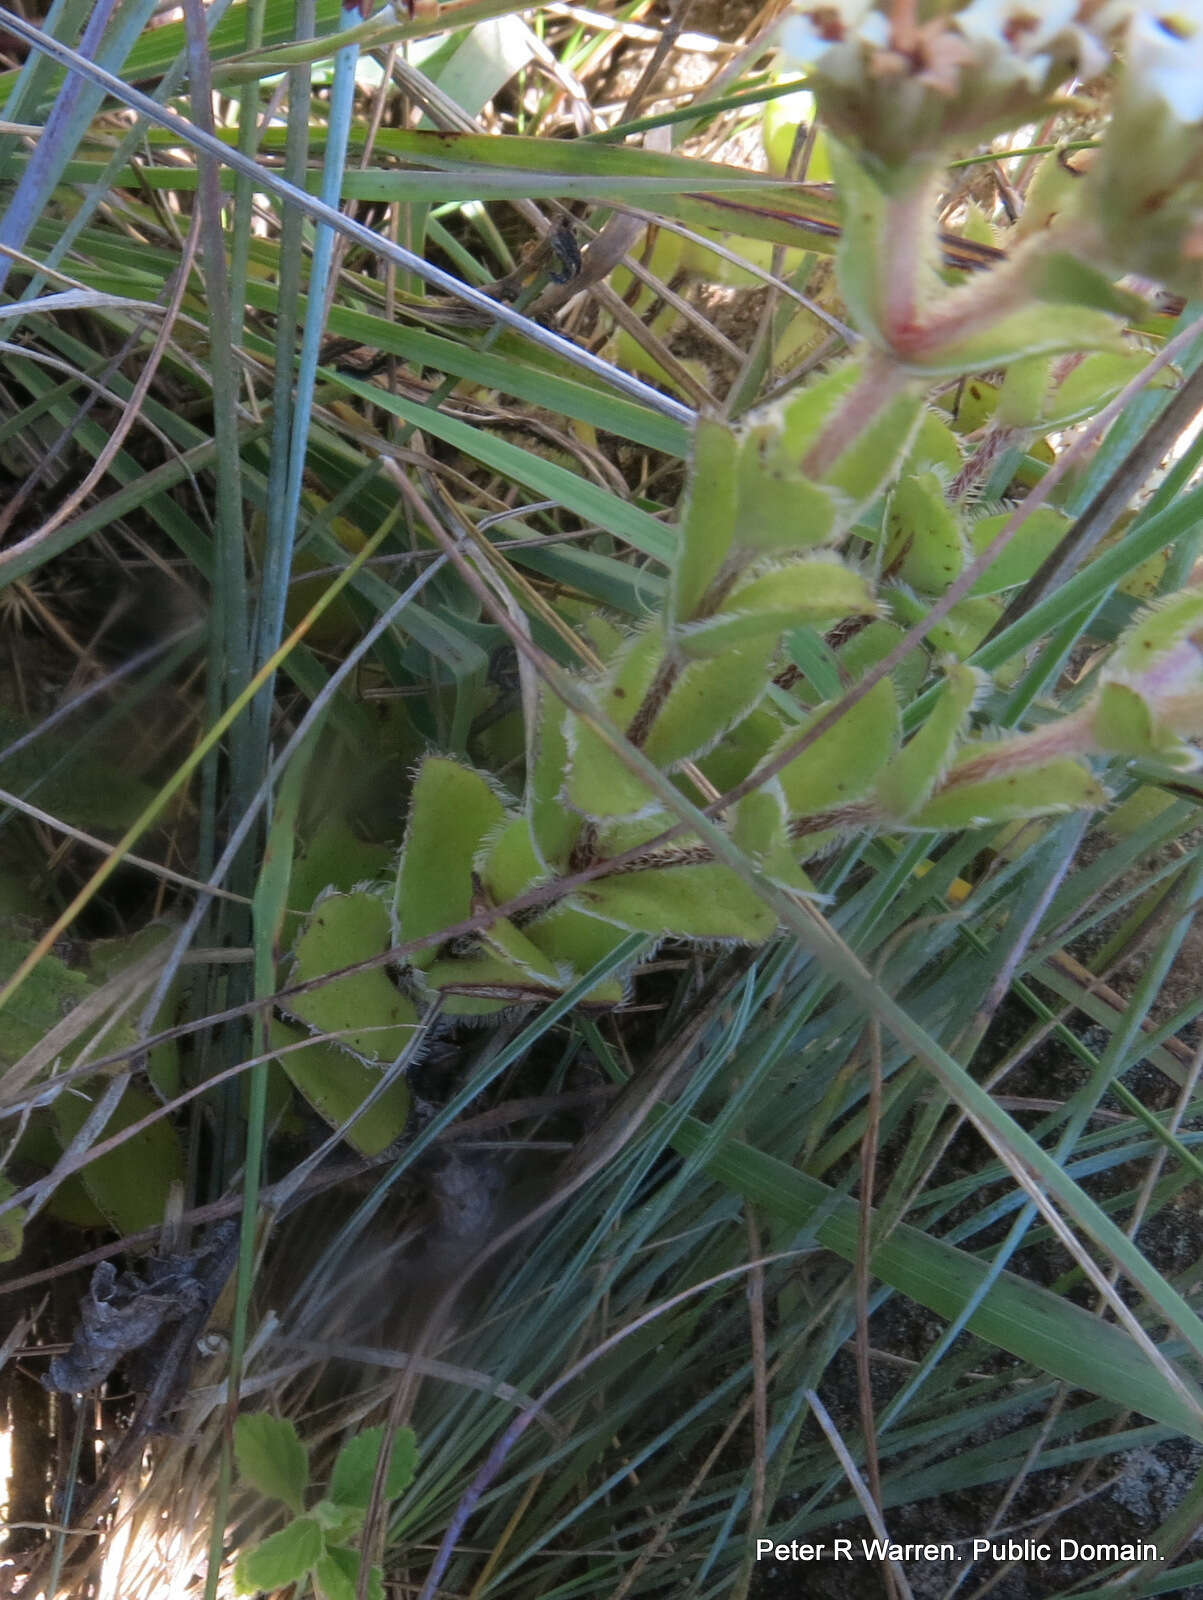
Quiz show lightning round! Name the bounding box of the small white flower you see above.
[778,1,889,71]
[953,0,1112,84]
[1125,6,1203,122]
[956,0,1079,45]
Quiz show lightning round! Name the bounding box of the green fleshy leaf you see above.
[479,816,545,905]
[85,922,174,985]
[285,892,420,1062]
[1094,590,1203,757]
[737,349,922,537]
[772,677,900,819]
[932,595,1005,660]
[936,375,999,433]
[966,506,1069,597]
[573,861,777,942]
[612,321,706,398]
[0,934,91,1068]
[612,224,686,307]
[394,757,507,967]
[1029,251,1147,320]
[876,662,982,820]
[522,902,636,981]
[802,387,923,515]
[529,694,579,868]
[422,927,625,1011]
[428,951,624,1013]
[562,626,666,819]
[422,908,569,1012]
[643,640,776,762]
[593,810,682,854]
[696,707,787,794]
[0,1172,26,1263]
[0,860,44,920]
[598,806,684,857]
[479,914,565,983]
[270,1019,410,1156]
[1093,682,1158,757]
[999,347,1162,437]
[884,473,966,594]
[903,408,964,478]
[234,1414,309,1513]
[52,1081,184,1236]
[672,415,738,621]
[1092,683,1198,770]
[744,352,855,452]
[588,624,665,711]
[561,725,661,819]
[764,84,831,180]
[732,786,817,895]
[835,619,928,705]
[329,1425,418,1508]
[890,586,1003,662]
[676,560,875,658]
[730,787,779,858]
[961,199,999,249]
[234,1517,323,1595]
[577,613,626,659]
[420,961,515,1017]
[732,413,840,551]
[995,352,1052,431]
[1041,350,1175,431]
[911,757,1106,829]
[289,820,392,913]
[473,712,525,779]
[914,301,1125,378]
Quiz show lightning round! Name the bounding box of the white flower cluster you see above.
[777,1,888,85]
[953,2,1109,86]
[779,1,1203,124]
[778,2,1107,83]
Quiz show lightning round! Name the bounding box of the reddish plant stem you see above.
[800,348,910,480]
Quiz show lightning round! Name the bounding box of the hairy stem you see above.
[800,348,909,480]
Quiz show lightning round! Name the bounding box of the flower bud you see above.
[777,2,1110,172]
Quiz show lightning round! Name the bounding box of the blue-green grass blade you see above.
[670,1117,1203,1441]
